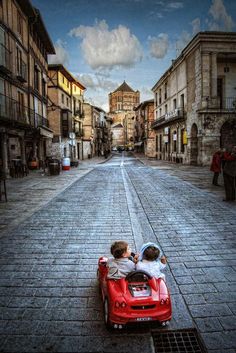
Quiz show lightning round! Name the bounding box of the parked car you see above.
[97,256,172,329]
[111,146,117,151]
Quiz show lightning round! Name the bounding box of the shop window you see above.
[181,128,185,153]
[173,130,177,152]
[159,134,162,152]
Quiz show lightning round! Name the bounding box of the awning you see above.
[39,127,53,138]
[134,141,143,146]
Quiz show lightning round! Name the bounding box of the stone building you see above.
[0,0,55,176]
[47,64,85,161]
[152,31,236,165]
[109,81,140,113]
[82,103,112,158]
[109,81,139,148]
[133,99,155,156]
[111,122,124,147]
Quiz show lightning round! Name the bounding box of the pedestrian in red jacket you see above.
[210,149,222,186]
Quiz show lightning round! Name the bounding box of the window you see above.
[165,104,167,114]
[16,47,22,75]
[180,94,184,109]
[66,97,69,107]
[61,94,64,104]
[156,135,158,152]
[34,64,40,91]
[173,99,177,110]
[164,82,167,100]
[159,134,162,152]
[42,78,46,97]
[17,11,23,37]
[17,91,24,119]
[159,108,162,117]
[159,89,162,104]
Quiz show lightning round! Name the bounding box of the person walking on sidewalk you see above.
[210,149,222,186]
[222,146,236,202]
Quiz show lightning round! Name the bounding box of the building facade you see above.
[0,0,55,176]
[152,31,236,165]
[47,64,85,161]
[83,103,112,158]
[133,99,155,156]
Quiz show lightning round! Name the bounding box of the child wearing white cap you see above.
[136,242,167,280]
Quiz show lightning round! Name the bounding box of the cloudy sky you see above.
[32,0,236,111]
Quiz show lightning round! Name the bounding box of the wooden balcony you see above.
[0,93,48,129]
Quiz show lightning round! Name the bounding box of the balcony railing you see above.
[16,58,27,82]
[151,108,184,128]
[0,93,48,128]
[0,43,12,74]
[204,96,236,111]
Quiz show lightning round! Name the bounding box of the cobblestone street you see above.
[0,153,236,353]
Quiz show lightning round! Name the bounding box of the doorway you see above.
[190,124,198,165]
[220,120,236,150]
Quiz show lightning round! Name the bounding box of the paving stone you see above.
[189,303,232,318]
[195,317,223,332]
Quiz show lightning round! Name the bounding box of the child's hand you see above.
[133,253,139,264]
[160,256,167,264]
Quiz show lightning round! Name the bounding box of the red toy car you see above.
[98,256,172,329]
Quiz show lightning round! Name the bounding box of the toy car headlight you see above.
[115,301,127,308]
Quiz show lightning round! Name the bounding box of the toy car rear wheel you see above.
[104,298,112,329]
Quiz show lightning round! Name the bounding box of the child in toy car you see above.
[98,242,171,329]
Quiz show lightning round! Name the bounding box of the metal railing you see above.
[151,108,184,128]
[205,96,236,111]
[0,43,12,73]
[0,93,49,128]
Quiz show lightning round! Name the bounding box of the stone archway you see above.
[220,120,236,150]
[190,123,198,165]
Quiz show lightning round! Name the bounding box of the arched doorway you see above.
[220,120,236,150]
[190,124,198,165]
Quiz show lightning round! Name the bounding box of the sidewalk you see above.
[132,152,227,202]
[0,156,110,236]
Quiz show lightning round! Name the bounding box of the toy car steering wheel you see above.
[126,270,152,282]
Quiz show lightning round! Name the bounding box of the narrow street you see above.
[0,153,236,353]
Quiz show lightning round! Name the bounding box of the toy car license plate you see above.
[136,317,152,321]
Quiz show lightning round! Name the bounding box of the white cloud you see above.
[176,31,192,53]
[69,20,143,71]
[166,2,183,10]
[75,73,118,92]
[48,39,69,65]
[208,0,234,31]
[191,18,201,35]
[149,33,169,59]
